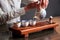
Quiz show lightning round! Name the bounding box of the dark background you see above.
[21,0,60,20]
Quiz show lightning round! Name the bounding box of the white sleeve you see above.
[0,0,12,13]
[0,8,5,17]
[8,0,14,7]
[0,8,7,24]
[6,7,25,24]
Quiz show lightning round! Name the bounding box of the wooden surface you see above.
[0,16,60,40]
[9,21,58,37]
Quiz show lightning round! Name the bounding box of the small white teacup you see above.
[17,22,21,28]
[29,20,33,25]
[21,20,29,27]
[25,21,29,26]
[33,20,36,25]
[29,20,36,25]
[21,20,26,26]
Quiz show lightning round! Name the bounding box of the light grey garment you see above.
[0,8,5,17]
[0,7,25,27]
[6,7,25,27]
[0,0,25,26]
[9,0,21,12]
[0,0,12,13]
[7,7,25,23]
[0,0,25,27]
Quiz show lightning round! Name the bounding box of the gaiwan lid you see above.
[50,16,53,18]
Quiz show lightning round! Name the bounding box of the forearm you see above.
[24,2,38,12]
[40,0,49,9]
[45,0,49,9]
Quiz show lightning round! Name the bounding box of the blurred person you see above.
[0,0,49,27]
